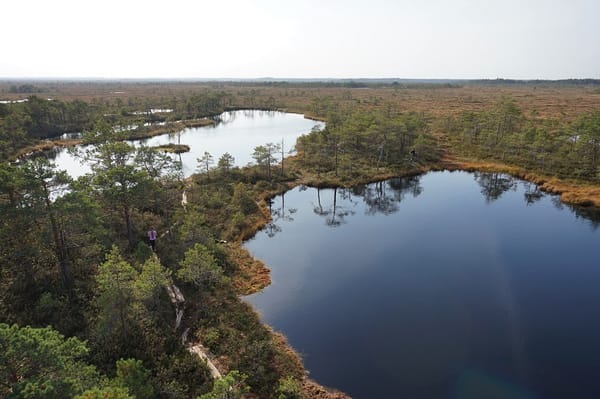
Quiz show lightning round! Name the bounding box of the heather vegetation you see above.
[1,80,600,398]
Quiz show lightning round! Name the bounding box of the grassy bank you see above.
[442,155,600,207]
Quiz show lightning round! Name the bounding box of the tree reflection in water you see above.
[474,172,517,203]
[312,187,356,227]
[474,172,600,228]
[263,172,600,235]
[568,205,600,230]
[265,191,298,237]
[265,175,425,237]
[523,182,544,206]
[352,176,423,216]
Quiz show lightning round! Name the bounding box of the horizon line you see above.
[1,76,600,82]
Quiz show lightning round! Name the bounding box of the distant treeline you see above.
[4,78,599,89]
[8,83,49,93]
[465,78,600,86]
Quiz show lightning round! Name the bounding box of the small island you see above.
[152,143,191,154]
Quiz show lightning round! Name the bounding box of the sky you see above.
[2,0,599,79]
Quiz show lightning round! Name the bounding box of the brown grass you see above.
[270,330,305,374]
[3,81,600,122]
[182,118,215,128]
[301,379,351,399]
[13,138,83,160]
[152,144,190,154]
[442,155,600,207]
[228,245,271,296]
[227,188,281,295]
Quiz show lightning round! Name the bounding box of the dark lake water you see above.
[244,171,600,399]
[47,110,323,178]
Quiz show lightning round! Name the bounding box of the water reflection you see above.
[523,182,544,206]
[210,109,279,127]
[474,172,517,203]
[274,172,600,237]
[264,172,600,234]
[312,187,356,227]
[473,172,600,228]
[246,171,600,399]
[264,172,600,237]
[349,177,423,215]
[265,192,298,237]
[265,176,424,236]
[36,110,323,179]
[568,205,600,229]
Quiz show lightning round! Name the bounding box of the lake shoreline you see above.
[442,155,600,208]
[228,160,446,399]
[233,151,600,296]
[11,108,322,163]
[230,154,600,398]
[11,118,215,161]
[15,103,600,397]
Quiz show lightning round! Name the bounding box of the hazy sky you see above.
[2,0,599,79]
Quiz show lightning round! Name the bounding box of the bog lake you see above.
[47,110,324,178]
[245,171,600,399]
[44,110,600,398]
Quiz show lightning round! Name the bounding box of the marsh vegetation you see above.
[2,80,600,398]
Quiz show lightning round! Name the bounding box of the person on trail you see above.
[148,227,157,251]
[410,148,416,160]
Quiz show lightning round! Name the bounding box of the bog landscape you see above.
[2,1,600,399]
[2,78,600,399]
